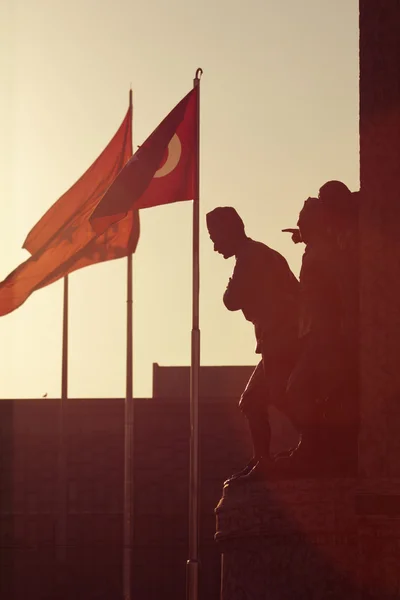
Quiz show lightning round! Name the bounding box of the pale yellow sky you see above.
[0,0,359,399]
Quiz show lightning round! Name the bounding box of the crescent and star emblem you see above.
[154,134,182,178]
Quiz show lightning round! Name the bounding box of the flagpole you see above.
[62,275,68,399]
[187,67,202,600]
[57,274,68,591]
[123,89,134,600]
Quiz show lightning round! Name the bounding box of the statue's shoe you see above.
[223,458,258,485]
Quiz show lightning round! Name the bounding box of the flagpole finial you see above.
[194,68,203,81]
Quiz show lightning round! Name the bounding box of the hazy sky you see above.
[0,0,359,399]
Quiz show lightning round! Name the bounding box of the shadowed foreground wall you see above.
[0,394,251,599]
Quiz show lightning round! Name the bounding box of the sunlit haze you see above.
[0,0,359,399]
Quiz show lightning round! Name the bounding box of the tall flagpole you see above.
[57,275,68,591]
[123,89,134,600]
[62,275,68,399]
[187,67,202,600]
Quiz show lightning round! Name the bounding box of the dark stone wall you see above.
[0,399,124,600]
[0,397,251,599]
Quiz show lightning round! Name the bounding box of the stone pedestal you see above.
[215,478,400,599]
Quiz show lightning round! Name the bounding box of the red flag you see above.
[0,106,139,316]
[90,87,197,235]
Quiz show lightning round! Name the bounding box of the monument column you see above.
[359,0,400,479]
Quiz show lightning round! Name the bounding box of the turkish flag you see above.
[90,86,198,235]
[0,106,139,316]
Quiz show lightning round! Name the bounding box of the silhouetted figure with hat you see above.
[206,207,299,483]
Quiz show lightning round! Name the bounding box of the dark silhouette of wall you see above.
[0,399,124,600]
[0,394,250,597]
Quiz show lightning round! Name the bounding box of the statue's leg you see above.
[240,350,298,457]
[321,359,359,474]
[277,334,358,475]
[227,350,301,484]
[238,360,271,462]
[224,362,272,483]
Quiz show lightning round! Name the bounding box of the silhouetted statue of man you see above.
[280,181,359,475]
[206,207,299,482]
[319,181,359,357]
[317,181,359,470]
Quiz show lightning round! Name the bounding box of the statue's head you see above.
[206,206,246,259]
[318,180,358,243]
[318,180,352,204]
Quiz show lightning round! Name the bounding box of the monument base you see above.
[215,478,400,599]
